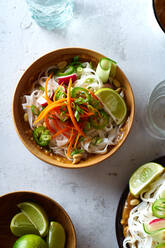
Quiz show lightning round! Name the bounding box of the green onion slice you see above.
[152,198,165,219]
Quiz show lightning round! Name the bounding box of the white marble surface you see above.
[1,0,165,247]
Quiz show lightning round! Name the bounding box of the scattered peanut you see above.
[56,157,61,162]
[120,219,125,225]
[57,61,67,69]
[43,122,46,128]
[113,79,121,88]
[124,226,128,236]
[130,199,140,206]
[73,154,83,164]
[115,87,122,94]
[24,113,28,122]
[109,76,114,84]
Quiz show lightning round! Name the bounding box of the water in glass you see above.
[26,0,74,30]
[144,80,165,139]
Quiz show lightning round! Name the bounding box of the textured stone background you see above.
[0,0,165,247]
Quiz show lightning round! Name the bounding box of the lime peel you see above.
[13,234,47,248]
[18,202,49,237]
[47,221,66,248]
[10,212,39,237]
[129,162,164,197]
[95,88,127,125]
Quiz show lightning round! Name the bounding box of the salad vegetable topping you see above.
[22,56,128,164]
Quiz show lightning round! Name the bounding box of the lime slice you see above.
[18,202,49,237]
[95,88,127,125]
[129,162,164,197]
[13,234,47,248]
[10,212,39,237]
[47,221,66,248]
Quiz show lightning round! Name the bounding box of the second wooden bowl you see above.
[0,191,76,248]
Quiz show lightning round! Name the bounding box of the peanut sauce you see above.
[121,193,139,237]
[154,0,165,30]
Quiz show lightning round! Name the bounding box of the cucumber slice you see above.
[96,58,112,83]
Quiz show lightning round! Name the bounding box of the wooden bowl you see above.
[153,0,165,33]
[12,47,135,169]
[0,191,76,248]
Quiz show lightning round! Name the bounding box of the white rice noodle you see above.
[73,68,103,91]
[123,173,165,248]
[81,125,121,154]
[22,63,126,161]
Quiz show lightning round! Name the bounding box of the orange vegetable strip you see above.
[80,104,101,117]
[74,133,80,149]
[33,99,67,125]
[79,106,89,111]
[51,127,69,139]
[63,128,74,147]
[87,89,102,103]
[84,137,91,143]
[44,114,56,133]
[67,133,76,158]
[67,79,85,137]
[45,73,53,104]
[51,116,70,139]
[81,113,94,118]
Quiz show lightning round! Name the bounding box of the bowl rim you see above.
[115,156,165,248]
[0,190,77,248]
[12,47,135,169]
[152,0,165,33]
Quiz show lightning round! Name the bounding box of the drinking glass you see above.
[144,80,165,139]
[26,0,74,30]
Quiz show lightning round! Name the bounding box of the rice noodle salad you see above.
[123,172,165,248]
[22,56,127,164]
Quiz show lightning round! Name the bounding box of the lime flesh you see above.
[47,221,66,248]
[10,212,39,237]
[129,162,164,197]
[95,88,127,125]
[18,202,49,237]
[13,234,47,248]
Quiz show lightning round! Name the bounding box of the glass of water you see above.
[144,80,165,139]
[26,0,74,30]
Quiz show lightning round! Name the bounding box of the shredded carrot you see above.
[67,79,86,137]
[88,105,101,117]
[74,133,80,149]
[33,98,68,125]
[44,114,56,133]
[51,127,69,139]
[50,115,70,139]
[84,137,91,143]
[81,113,95,118]
[87,89,102,102]
[45,73,53,104]
[66,132,76,158]
[63,128,74,147]
[79,106,89,112]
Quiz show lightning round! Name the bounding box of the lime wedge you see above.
[129,163,164,197]
[47,221,66,248]
[13,234,47,248]
[18,202,49,237]
[10,212,39,237]
[95,88,127,125]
